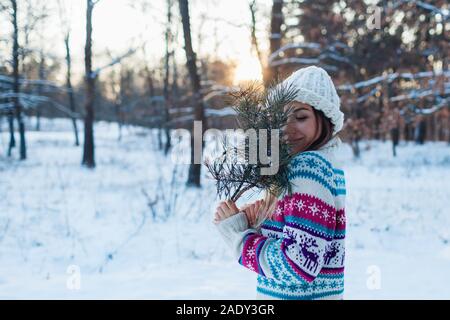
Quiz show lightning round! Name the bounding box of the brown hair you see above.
[305,108,334,151]
[252,109,335,229]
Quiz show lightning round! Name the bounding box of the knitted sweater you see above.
[216,136,346,300]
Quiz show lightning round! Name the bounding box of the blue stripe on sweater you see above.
[289,151,346,196]
[256,286,344,300]
[265,239,305,283]
[262,220,284,230]
[288,169,346,196]
[295,151,333,169]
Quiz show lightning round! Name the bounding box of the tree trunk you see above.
[36,51,45,131]
[414,118,427,145]
[65,33,80,146]
[163,0,173,155]
[82,0,95,167]
[249,0,265,81]
[391,127,399,157]
[178,0,205,187]
[351,137,360,159]
[7,109,15,157]
[143,63,160,143]
[11,0,26,160]
[265,0,284,86]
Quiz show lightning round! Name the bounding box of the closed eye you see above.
[296,117,307,121]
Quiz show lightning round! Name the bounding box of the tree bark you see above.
[163,0,173,155]
[11,0,26,160]
[82,0,95,167]
[7,109,15,157]
[265,0,284,86]
[143,63,160,146]
[178,0,205,187]
[36,51,45,131]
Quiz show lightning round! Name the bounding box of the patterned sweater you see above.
[216,137,346,300]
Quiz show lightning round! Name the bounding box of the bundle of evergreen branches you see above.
[204,81,298,202]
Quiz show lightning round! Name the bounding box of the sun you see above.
[233,54,263,85]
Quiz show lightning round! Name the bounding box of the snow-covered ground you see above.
[0,117,449,299]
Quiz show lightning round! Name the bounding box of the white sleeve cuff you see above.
[215,212,255,260]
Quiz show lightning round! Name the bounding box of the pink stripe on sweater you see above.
[321,267,345,274]
[335,209,346,231]
[282,193,336,230]
[270,200,285,223]
[241,234,266,273]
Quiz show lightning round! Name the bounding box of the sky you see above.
[1,0,273,85]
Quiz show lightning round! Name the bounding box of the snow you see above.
[0,117,449,299]
[336,69,450,91]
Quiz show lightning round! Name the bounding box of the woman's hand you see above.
[213,200,240,224]
[241,199,265,227]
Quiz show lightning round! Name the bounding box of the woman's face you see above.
[283,101,322,154]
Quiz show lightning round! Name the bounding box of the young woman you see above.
[214,65,346,300]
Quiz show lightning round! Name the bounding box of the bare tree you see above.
[178,0,205,187]
[64,33,80,146]
[141,47,161,147]
[58,0,80,146]
[21,0,48,78]
[163,0,173,155]
[35,50,45,131]
[22,0,48,131]
[11,0,26,160]
[249,0,265,82]
[265,0,283,85]
[82,0,98,168]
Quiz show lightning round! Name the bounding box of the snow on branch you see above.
[46,101,80,118]
[390,86,450,102]
[202,85,239,102]
[205,106,237,117]
[89,47,137,79]
[399,0,450,20]
[0,75,13,84]
[268,42,351,68]
[268,42,321,64]
[355,87,381,103]
[0,92,79,118]
[390,89,434,102]
[419,98,449,114]
[403,97,449,115]
[337,69,450,91]
[270,57,339,72]
[0,102,14,111]
[0,75,72,92]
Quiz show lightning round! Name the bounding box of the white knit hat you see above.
[282,66,344,135]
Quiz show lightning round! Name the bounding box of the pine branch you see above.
[204,80,298,202]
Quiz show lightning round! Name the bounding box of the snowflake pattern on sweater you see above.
[238,150,346,300]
